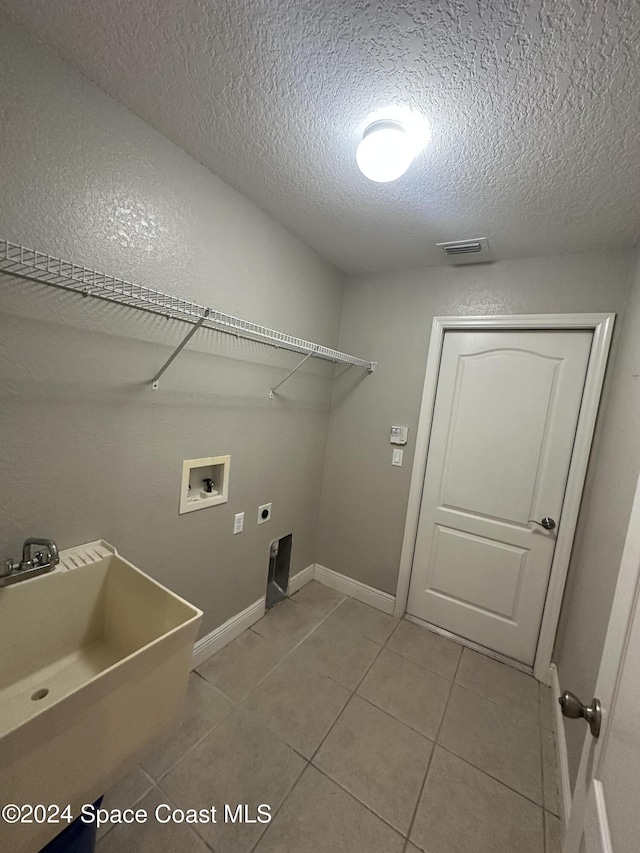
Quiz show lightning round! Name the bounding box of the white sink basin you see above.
[0,542,202,853]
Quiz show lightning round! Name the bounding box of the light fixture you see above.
[356,120,415,183]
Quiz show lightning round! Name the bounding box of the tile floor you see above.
[96,581,562,853]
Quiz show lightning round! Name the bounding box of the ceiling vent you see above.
[436,237,491,263]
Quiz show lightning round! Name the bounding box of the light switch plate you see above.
[392,448,403,466]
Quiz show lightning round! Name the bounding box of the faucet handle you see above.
[0,558,15,578]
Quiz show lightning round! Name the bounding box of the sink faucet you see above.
[0,538,60,587]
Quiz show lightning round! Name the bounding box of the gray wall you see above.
[554,248,640,786]
[2,23,638,776]
[0,18,344,637]
[316,251,635,595]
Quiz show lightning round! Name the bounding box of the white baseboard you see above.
[191,563,392,670]
[313,564,396,615]
[288,564,315,594]
[191,564,316,669]
[192,596,265,670]
[550,662,572,825]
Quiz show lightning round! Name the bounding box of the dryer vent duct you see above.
[436,237,491,263]
[266,533,292,610]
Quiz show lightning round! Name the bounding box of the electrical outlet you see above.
[257,503,272,525]
[233,512,244,534]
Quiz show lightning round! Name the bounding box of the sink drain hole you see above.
[31,688,49,701]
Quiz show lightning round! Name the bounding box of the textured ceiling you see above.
[2,0,640,273]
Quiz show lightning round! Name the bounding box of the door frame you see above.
[394,313,615,683]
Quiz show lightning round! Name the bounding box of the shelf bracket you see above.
[151,310,209,389]
[270,350,316,398]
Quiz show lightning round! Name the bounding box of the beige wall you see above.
[0,18,344,637]
[316,251,635,595]
[554,247,640,786]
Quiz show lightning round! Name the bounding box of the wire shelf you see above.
[0,240,376,377]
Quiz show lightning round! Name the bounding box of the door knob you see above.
[559,691,602,738]
[528,517,556,530]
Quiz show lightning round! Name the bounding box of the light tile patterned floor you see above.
[97,581,562,853]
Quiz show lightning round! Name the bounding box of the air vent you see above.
[437,237,490,263]
[442,242,481,255]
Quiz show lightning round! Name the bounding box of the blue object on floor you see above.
[39,797,103,853]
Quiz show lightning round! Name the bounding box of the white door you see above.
[564,472,640,853]
[407,329,592,665]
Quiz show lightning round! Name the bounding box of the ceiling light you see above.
[356,120,415,183]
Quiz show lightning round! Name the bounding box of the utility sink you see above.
[0,541,202,853]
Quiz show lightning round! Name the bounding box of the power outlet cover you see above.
[258,503,272,525]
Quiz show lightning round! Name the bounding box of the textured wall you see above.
[2,0,640,273]
[554,248,640,787]
[0,19,344,637]
[316,251,634,595]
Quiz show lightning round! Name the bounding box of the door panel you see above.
[407,329,592,664]
[428,526,528,619]
[440,349,561,522]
